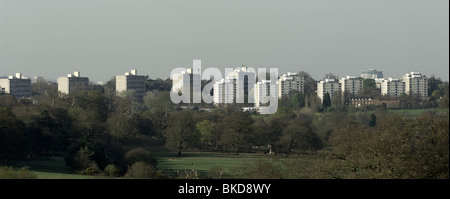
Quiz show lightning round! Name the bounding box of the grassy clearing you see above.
[152,149,273,179]
[11,149,272,179]
[17,158,100,179]
[387,108,448,116]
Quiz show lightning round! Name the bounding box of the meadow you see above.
[16,149,271,179]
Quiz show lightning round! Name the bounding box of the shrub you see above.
[104,164,120,177]
[0,166,37,179]
[124,148,157,167]
[124,162,157,179]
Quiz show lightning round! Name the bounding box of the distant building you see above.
[116,70,146,101]
[57,71,89,95]
[361,69,383,79]
[172,68,202,103]
[278,72,305,98]
[380,78,405,97]
[346,97,374,108]
[254,80,279,107]
[213,78,234,105]
[227,66,256,104]
[0,73,31,98]
[339,76,363,96]
[317,79,341,103]
[346,97,400,108]
[403,72,428,99]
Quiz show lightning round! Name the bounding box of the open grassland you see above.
[11,149,271,179]
[152,149,272,179]
[16,158,100,179]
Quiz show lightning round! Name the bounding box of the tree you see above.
[125,162,157,179]
[0,108,29,160]
[107,112,138,148]
[195,120,216,149]
[362,79,381,98]
[165,111,196,156]
[324,73,338,80]
[71,146,101,175]
[276,118,320,157]
[221,111,253,155]
[369,113,376,127]
[322,93,331,109]
[125,148,157,167]
[291,92,305,110]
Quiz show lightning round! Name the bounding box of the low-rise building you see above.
[346,97,400,108]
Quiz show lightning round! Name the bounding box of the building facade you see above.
[339,76,363,96]
[57,71,89,95]
[0,73,31,98]
[227,66,256,104]
[254,80,279,107]
[116,70,146,101]
[380,78,405,97]
[317,79,341,103]
[403,72,428,99]
[213,78,234,105]
[278,72,305,98]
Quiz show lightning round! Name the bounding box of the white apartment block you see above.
[116,70,146,101]
[254,80,279,107]
[171,68,202,103]
[381,78,405,97]
[0,73,31,98]
[213,78,234,105]
[403,72,428,99]
[317,79,341,103]
[339,76,363,96]
[278,72,305,98]
[227,66,256,104]
[57,71,89,95]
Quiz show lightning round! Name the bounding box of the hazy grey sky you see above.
[1,0,448,82]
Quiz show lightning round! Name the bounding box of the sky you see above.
[0,0,448,83]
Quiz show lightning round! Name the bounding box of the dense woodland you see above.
[0,72,449,179]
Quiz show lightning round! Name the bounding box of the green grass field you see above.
[14,148,271,179]
[152,149,272,178]
[18,158,100,179]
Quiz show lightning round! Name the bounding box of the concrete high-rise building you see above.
[317,79,341,103]
[339,76,363,96]
[381,78,405,97]
[116,69,146,101]
[57,71,89,95]
[254,80,279,107]
[0,73,31,98]
[403,72,428,99]
[171,68,202,103]
[227,66,256,104]
[361,69,383,79]
[278,72,305,98]
[213,78,234,105]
